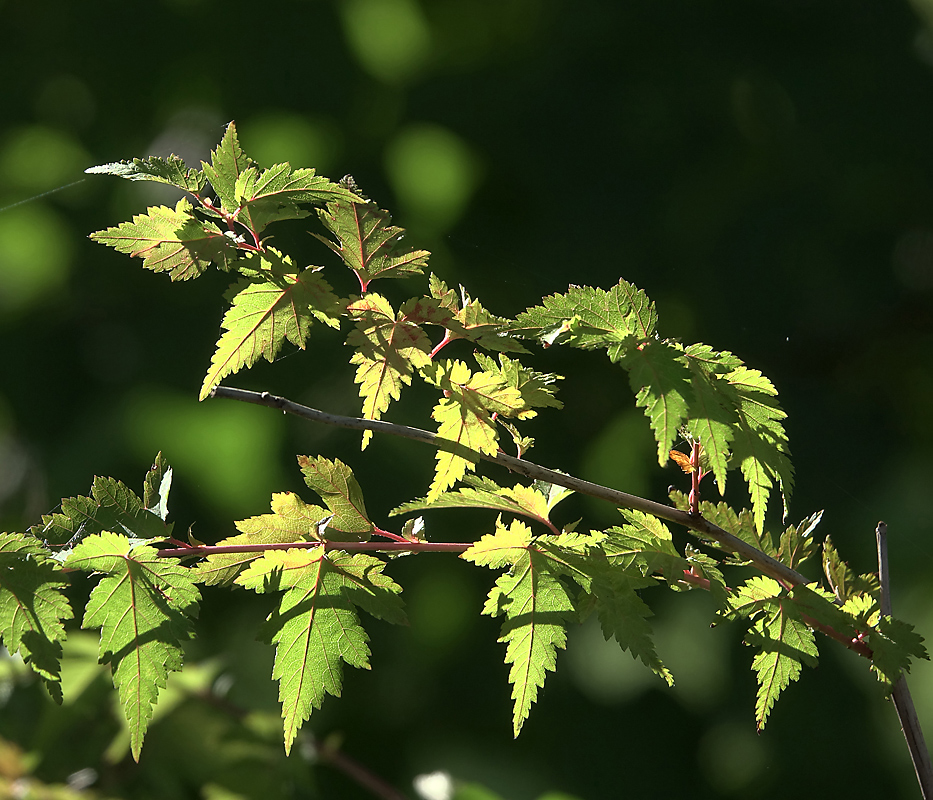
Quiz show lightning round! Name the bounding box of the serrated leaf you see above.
[346,293,433,448]
[236,548,404,753]
[30,476,171,556]
[692,500,775,560]
[296,456,373,540]
[463,520,577,736]
[588,570,674,686]
[86,154,206,193]
[233,162,360,233]
[0,532,73,701]
[618,339,692,465]
[90,197,236,280]
[777,511,822,570]
[683,344,738,494]
[199,250,340,399]
[201,122,255,217]
[473,353,563,420]
[605,511,689,585]
[822,536,878,602]
[195,492,329,586]
[514,280,657,359]
[430,277,528,353]
[315,199,429,290]
[684,544,729,608]
[722,576,817,729]
[726,367,794,532]
[391,475,572,531]
[142,452,172,521]
[422,360,523,498]
[867,616,929,689]
[65,532,200,760]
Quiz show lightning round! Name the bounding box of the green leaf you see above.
[777,511,822,570]
[691,499,775,560]
[236,548,404,753]
[297,456,373,540]
[233,162,360,233]
[0,532,73,701]
[30,475,171,554]
[346,293,433,448]
[422,360,524,498]
[200,122,256,217]
[618,339,692,465]
[586,568,674,687]
[473,353,563,420]
[463,520,577,736]
[194,492,329,586]
[90,197,237,280]
[199,250,340,399]
[315,199,430,290]
[604,511,689,585]
[682,344,739,494]
[391,475,572,531]
[867,616,929,689]
[431,276,528,353]
[142,452,173,521]
[86,154,206,193]
[723,577,818,729]
[726,366,794,531]
[822,536,879,602]
[65,533,200,760]
[514,280,657,359]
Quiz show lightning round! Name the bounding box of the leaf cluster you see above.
[1,125,924,762]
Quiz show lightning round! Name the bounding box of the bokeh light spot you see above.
[384,123,481,234]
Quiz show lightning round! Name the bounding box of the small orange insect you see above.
[669,449,695,474]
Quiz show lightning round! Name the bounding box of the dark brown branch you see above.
[210,386,809,588]
[877,522,933,799]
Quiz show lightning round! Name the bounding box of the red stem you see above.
[156,540,472,558]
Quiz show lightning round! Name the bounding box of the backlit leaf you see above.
[0,532,73,701]
[90,198,236,280]
[200,249,340,399]
[236,548,404,753]
[65,533,200,760]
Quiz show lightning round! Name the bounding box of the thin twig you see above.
[877,522,933,799]
[210,385,809,587]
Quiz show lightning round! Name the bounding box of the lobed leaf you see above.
[723,577,818,729]
[605,511,689,585]
[422,360,523,498]
[30,475,172,555]
[199,250,340,399]
[463,521,576,736]
[236,548,404,753]
[316,199,430,290]
[66,533,201,760]
[86,154,206,193]
[514,280,657,359]
[391,475,572,531]
[234,162,359,233]
[195,492,329,586]
[618,339,692,465]
[346,293,433,448]
[297,455,373,540]
[430,276,528,353]
[200,122,255,217]
[0,532,73,701]
[90,198,237,280]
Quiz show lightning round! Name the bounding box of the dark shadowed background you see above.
[2,1,933,798]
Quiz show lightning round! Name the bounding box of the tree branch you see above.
[877,521,933,799]
[210,385,808,588]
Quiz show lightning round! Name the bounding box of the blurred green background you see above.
[3,0,933,798]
